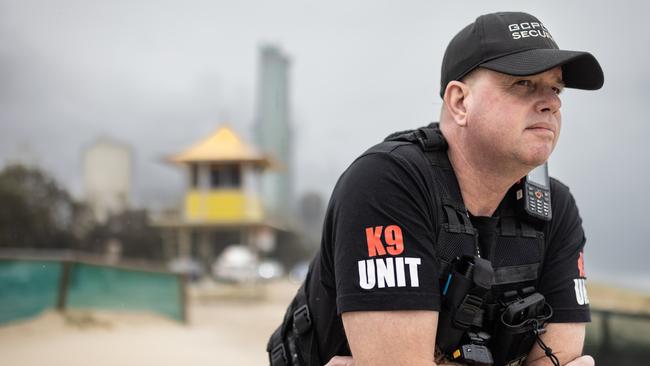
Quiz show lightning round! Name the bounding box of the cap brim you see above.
[480,49,604,90]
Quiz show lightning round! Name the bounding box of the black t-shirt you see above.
[306,139,590,362]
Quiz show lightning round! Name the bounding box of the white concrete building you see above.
[83,138,132,222]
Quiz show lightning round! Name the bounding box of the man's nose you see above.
[536,87,562,114]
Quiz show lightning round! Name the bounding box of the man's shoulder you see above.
[547,177,583,231]
[358,138,429,164]
[549,177,577,206]
[326,137,442,220]
[549,176,570,192]
[334,139,433,185]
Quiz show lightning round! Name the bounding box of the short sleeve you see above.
[538,179,591,323]
[328,149,442,314]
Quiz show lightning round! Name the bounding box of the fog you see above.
[1,0,648,289]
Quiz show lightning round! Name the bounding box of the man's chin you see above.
[518,153,552,170]
[522,146,554,167]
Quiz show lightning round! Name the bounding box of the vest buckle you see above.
[270,343,288,366]
[293,304,312,335]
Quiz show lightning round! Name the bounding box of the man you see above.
[268,11,603,366]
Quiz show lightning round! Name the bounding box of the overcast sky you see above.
[1,0,649,289]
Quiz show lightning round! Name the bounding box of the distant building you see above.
[83,138,132,223]
[154,125,285,271]
[254,45,293,223]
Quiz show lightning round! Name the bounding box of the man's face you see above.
[463,66,564,169]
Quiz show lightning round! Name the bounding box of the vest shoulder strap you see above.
[384,122,448,151]
[385,123,475,260]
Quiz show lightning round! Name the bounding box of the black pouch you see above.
[491,322,537,366]
[490,293,552,366]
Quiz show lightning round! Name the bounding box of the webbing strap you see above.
[459,211,474,234]
[454,293,484,328]
[493,264,540,285]
[500,217,517,237]
[267,280,319,366]
[411,125,476,244]
[444,205,462,233]
[293,304,311,335]
[268,330,288,366]
[443,205,476,235]
[521,222,539,238]
[418,127,445,151]
[294,282,317,366]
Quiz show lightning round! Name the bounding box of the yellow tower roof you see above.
[169,126,272,167]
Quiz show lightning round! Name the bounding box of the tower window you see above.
[209,164,241,188]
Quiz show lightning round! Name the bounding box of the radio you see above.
[517,163,552,221]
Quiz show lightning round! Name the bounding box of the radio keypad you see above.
[527,185,550,218]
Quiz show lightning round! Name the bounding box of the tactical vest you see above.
[268,123,548,366]
[384,123,547,299]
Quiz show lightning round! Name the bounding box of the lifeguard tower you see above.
[156,126,281,272]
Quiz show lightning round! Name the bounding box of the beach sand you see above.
[0,280,648,366]
[0,280,300,366]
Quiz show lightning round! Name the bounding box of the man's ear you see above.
[443,81,470,127]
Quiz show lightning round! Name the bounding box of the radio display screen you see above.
[527,164,549,188]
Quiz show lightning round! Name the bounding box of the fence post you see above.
[178,273,188,323]
[57,261,72,311]
[600,311,611,352]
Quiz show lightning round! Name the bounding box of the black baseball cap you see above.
[440,12,604,97]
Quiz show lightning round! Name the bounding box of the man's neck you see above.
[446,146,523,217]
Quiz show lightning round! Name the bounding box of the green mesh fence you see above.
[585,310,650,365]
[0,259,185,325]
[0,260,62,324]
[66,263,184,321]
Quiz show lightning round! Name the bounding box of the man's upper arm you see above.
[342,310,439,366]
[331,151,441,314]
[329,149,442,364]
[524,323,586,365]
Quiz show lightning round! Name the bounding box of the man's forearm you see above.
[524,323,589,366]
[526,355,594,366]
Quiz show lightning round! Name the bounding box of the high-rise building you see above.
[253,45,293,223]
[83,138,132,222]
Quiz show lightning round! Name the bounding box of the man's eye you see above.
[552,86,563,95]
[515,80,532,87]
